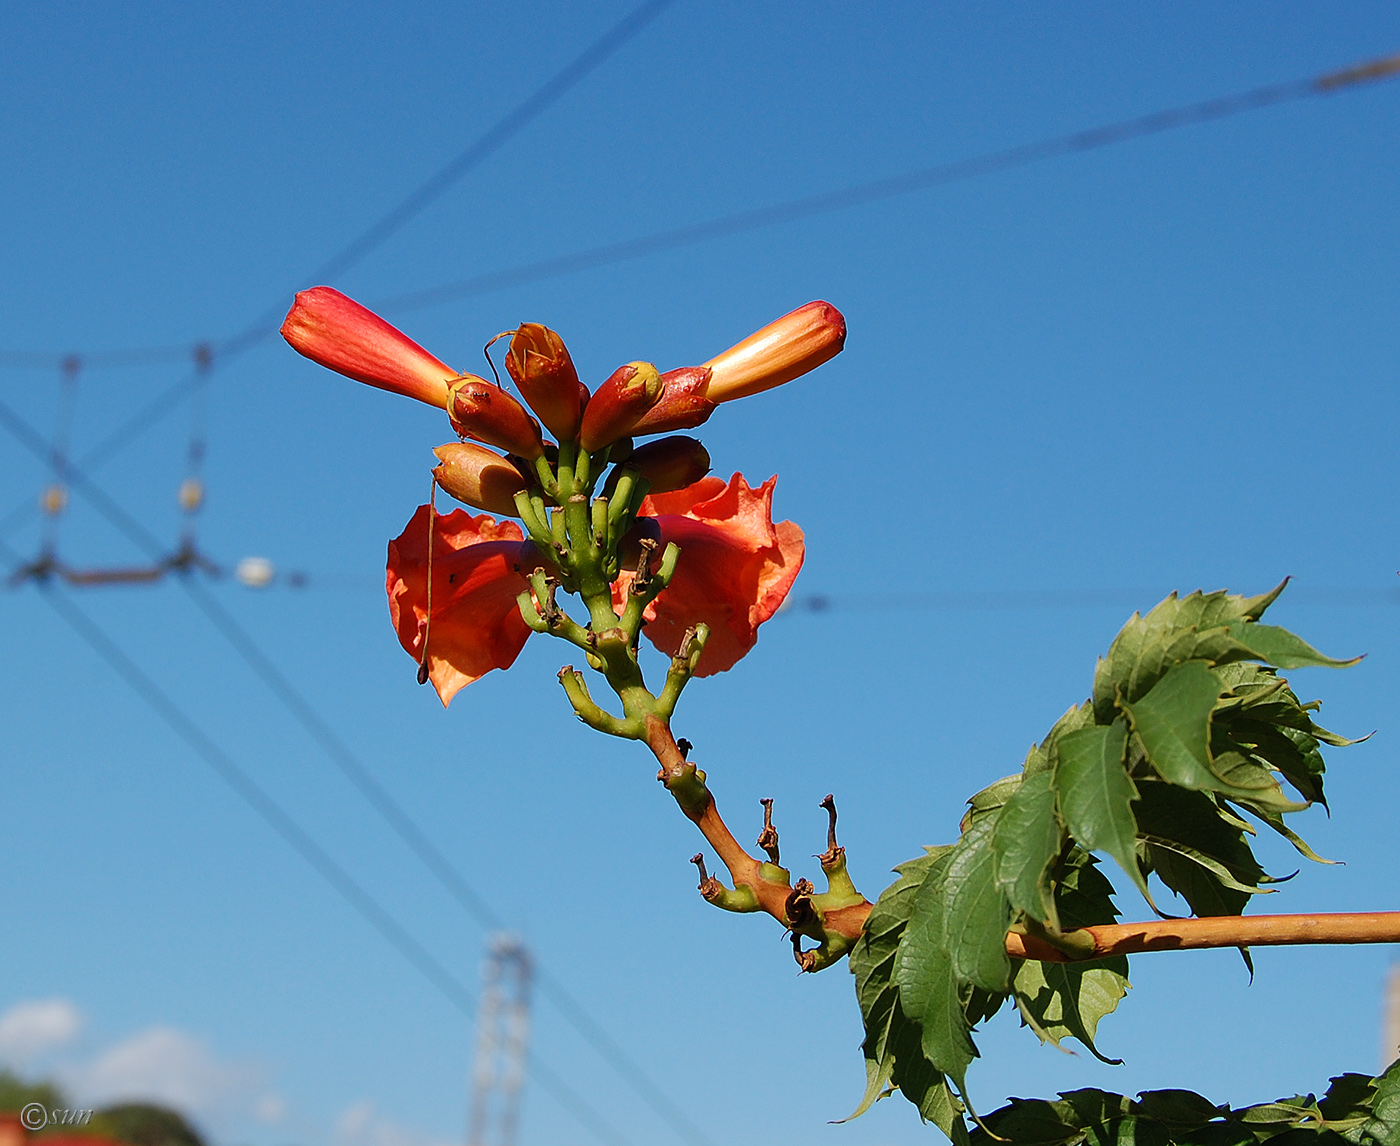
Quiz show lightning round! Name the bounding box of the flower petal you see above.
[282,287,457,408]
[386,506,541,705]
[612,473,803,675]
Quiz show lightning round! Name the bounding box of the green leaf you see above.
[1120,660,1221,786]
[1091,588,1287,723]
[1130,1090,1224,1128]
[962,774,1023,831]
[1023,702,1096,777]
[896,859,979,1094]
[1218,716,1329,809]
[993,771,1063,928]
[1362,1057,1400,1144]
[1224,620,1361,670]
[1012,959,1129,1065]
[1134,783,1269,917]
[1055,720,1152,905]
[848,849,950,1122]
[1011,849,1129,1063]
[940,813,1014,992]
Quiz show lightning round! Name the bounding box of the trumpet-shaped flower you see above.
[702,301,846,402]
[281,287,458,409]
[612,473,803,675]
[387,506,544,705]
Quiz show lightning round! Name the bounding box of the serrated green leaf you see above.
[848,849,947,1121]
[1137,834,1271,896]
[962,774,1023,831]
[1024,702,1097,777]
[1134,783,1268,917]
[1218,716,1329,809]
[1130,1090,1225,1128]
[994,771,1063,928]
[1013,959,1129,1065]
[896,858,979,1094]
[1317,1074,1379,1132]
[1091,589,1287,723]
[1055,720,1153,906]
[1011,849,1129,1064]
[1224,620,1360,670]
[939,813,1015,993]
[1246,806,1336,865]
[1122,660,1275,805]
[1362,1057,1400,1144]
[973,1096,1087,1146]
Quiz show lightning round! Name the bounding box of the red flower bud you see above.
[505,323,585,440]
[447,377,545,460]
[627,366,716,435]
[281,287,457,408]
[625,435,710,494]
[432,443,529,517]
[578,362,662,452]
[702,301,846,402]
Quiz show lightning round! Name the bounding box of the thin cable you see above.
[3,46,1396,533]
[6,47,1397,367]
[0,394,712,1146]
[375,51,1400,316]
[219,0,679,360]
[0,0,678,374]
[0,0,676,541]
[0,539,632,1146]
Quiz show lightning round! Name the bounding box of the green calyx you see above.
[510,439,701,738]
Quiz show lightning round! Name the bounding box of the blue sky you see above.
[2,4,1399,1145]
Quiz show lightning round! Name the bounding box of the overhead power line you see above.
[3,47,1396,551]
[0,391,713,1146]
[0,536,634,1146]
[3,47,1396,369]
[0,0,677,543]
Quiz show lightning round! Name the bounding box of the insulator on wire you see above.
[236,557,275,589]
[178,477,204,513]
[41,485,68,516]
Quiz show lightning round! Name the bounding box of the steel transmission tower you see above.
[467,934,533,1146]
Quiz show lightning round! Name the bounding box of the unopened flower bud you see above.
[281,287,457,408]
[628,367,716,435]
[702,301,846,402]
[433,443,530,517]
[505,323,585,441]
[626,435,711,494]
[448,377,546,460]
[579,362,662,452]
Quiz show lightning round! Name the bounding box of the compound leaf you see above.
[993,770,1063,929]
[1055,720,1151,905]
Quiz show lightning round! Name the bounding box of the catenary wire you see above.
[4,42,1396,555]
[2,47,1396,546]
[0,392,713,1146]
[0,542,631,1146]
[0,0,678,541]
[4,48,1396,368]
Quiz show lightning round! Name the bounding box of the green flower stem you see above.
[522,449,875,970]
[531,454,559,501]
[558,667,642,738]
[513,490,552,549]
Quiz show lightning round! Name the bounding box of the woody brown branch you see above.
[643,720,1400,962]
[645,717,855,928]
[1007,911,1400,962]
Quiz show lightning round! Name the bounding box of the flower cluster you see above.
[281,288,844,713]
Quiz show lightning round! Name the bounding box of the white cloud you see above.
[335,1101,456,1146]
[59,1026,282,1137]
[0,998,84,1063]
